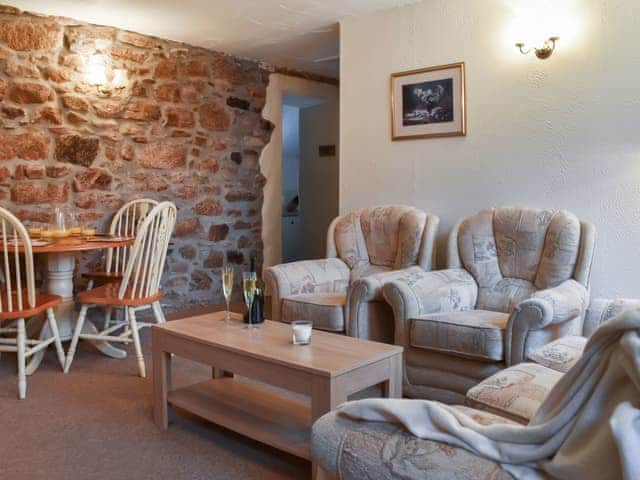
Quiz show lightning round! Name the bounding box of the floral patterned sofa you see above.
[381,207,596,403]
[311,298,636,480]
[265,205,439,342]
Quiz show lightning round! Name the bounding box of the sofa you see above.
[265,205,439,342]
[382,206,596,402]
[311,298,635,480]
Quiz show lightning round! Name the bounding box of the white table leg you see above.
[26,252,126,373]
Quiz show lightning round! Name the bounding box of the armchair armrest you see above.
[382,269,478,347]
[346,266,423,339]
[506,279,588,365]
[265,258,349,321]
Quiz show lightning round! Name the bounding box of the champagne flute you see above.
[221,265,234,323]
[242,271,257,330]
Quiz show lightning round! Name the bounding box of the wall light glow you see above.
[84,54,128,96]
[503,0,584,54]
[85,54,108,86]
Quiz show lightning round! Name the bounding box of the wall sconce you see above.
[85,54,128,96]
[515,36,559,59]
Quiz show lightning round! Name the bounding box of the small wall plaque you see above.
[319,145,336,157]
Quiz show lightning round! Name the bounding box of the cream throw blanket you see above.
[339,309,640,479]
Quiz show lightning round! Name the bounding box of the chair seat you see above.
[77,283,163,307]
[281,292,346,332]
[466,362,562,423]
[0,292,62,320]
[410,310,509,362]
[527,335,587,373]
[82,271,123,283]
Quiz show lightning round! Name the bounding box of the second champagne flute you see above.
[221,265,234,323]
[242,271,257,330]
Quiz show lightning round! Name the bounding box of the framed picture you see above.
[390,62,466,140]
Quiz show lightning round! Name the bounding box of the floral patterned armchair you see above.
[265,205,439,342]
[382,207,596,402]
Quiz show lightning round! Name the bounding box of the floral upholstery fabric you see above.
[583,298,640,337]
[349,263,391,283]
[334,205,427,269]
[527,335,587,372]
[475,277,536,313]
[410,310,509,361]
[266,258,349,296]
[532,279,589,324]
[457,207,582,313]
[265,258,349,322]
[281,293,345,332]
[312,409,516,480]
[333,210,369,270]
[466,363,562,423]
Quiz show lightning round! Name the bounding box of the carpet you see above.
[0,317,310,480]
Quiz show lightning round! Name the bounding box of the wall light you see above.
[515,36,559,59]
[84,54,128,96]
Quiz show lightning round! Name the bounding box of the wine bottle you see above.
[243,257,265,324]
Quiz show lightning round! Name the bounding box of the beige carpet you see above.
[0,321,310,480]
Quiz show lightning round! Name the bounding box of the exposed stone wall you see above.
[0,5,273,310]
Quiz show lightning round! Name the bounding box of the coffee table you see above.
[152,311,403,465]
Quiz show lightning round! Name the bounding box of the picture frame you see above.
[390,62,466,141]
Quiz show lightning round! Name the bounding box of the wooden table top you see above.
[0,236,134,253]
[154,311,403,378]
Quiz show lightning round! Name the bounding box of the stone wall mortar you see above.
[0,6,273,310]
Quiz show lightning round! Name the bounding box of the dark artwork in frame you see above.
[401,78,454,126]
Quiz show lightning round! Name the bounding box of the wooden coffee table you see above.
[152,311,403,465]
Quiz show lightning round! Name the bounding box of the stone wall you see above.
[0,5,273,310]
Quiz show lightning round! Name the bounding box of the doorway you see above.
[281,92,339,263]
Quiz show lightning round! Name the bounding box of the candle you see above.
[291,321,312,345]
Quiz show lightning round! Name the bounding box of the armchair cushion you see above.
[466,362,562,423]
[281,293,345,332]
[333,205,427,270]
[410,310,509,361]
[456,207,583,314]
[527,335,587,372]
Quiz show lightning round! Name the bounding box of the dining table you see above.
[0,235,135,374]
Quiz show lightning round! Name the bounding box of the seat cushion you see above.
[281,293,345,332]
[410,310,509,361]
[466,363,563,423]
[527,335,587,372]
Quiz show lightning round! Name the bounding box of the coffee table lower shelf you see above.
[168,377,312,460]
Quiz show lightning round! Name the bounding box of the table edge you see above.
[152,322,403,378]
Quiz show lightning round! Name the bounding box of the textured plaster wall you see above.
[339,0,640,298]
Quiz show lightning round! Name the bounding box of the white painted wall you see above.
[261,74,339,269]
[339,0,640,298]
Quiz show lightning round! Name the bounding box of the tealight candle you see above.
[291,321,312,345]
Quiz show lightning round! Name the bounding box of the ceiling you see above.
[8,0,419,78]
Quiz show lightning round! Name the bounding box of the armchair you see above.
[265,205,439,342]
[383,207,595,402]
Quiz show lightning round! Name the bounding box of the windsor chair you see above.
[84,198,159,288]
[65,202,177,378]
[0,207,65,399]
[83,198,159,329]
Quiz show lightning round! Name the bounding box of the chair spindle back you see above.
[119,202,177,300]
[105,199,159,275]
[0,207,36,314]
